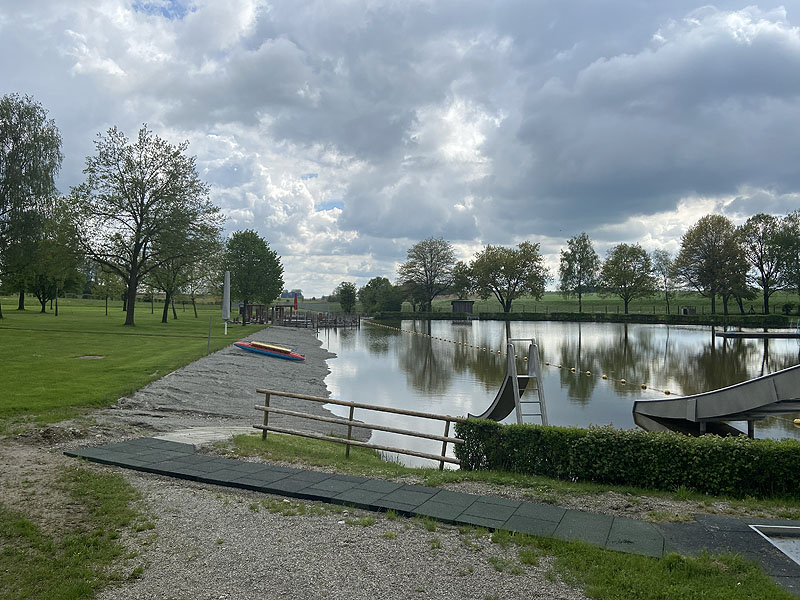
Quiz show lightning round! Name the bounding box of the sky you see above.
[2,0,800,297]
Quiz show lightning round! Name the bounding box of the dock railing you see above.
[254,389,466,469]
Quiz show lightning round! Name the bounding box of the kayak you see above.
[234,341,305,361]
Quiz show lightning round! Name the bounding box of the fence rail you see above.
[253,388,466,469]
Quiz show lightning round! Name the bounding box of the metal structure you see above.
[633,363,800,437]
[468,338,547,425]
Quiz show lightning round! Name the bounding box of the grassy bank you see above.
[0,466,151,600]
[0,296,262,427]
[224,432,797,599]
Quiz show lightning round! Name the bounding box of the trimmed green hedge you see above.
[454,419,800,499]
[373,311,787,328]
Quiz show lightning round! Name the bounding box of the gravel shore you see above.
[93,325,369,441]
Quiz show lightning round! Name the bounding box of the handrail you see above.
[255,388,467,423]
[253,389,465,469]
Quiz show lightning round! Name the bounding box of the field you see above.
[304,290,800,316]
[0,296,262,426]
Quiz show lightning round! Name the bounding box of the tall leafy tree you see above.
[450,261,474,300]
[558,232,600,313]
[600,243,656,314]
[779,210,800,306]
[72,125,220,326]
[27,199,83,314]
[0,93,62,318]
[223,229,284,322]
[739,213,785,314]
[358,277,403,314]
[470,241,549,313]
[397,237,455,312]
[651,249,676,314]
[673,214,744,314]
[333,281,357,313]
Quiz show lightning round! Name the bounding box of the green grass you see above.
[0,466,149,600]
[0,296,263,426]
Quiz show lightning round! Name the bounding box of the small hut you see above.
[451,299,475,314]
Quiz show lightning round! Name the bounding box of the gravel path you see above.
[97,471,586,600]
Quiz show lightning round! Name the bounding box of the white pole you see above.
[222,271,231,335]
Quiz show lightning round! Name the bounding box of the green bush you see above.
[454,420,800,499]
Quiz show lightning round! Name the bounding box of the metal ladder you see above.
[508,338,547,425]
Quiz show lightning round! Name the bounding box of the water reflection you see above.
[320,320,800,466]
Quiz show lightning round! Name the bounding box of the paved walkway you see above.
[66,437,800,594]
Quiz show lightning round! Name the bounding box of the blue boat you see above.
[234,341,305,361]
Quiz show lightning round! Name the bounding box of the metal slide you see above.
[468,339,547,425]
[633,363,800,435]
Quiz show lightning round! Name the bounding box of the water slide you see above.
[632,363,800,434]
[468,340,547,424]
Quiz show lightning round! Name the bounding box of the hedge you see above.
[453,419,800,499]
[373,311,787,328]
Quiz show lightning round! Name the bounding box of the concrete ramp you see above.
[633,364,800,434]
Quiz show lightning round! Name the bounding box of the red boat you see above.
[233,341,305,361]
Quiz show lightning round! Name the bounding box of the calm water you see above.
[319,320,800,467]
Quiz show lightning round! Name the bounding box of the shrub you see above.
[454,420,800,499]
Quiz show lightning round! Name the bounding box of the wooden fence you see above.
[254,389,466,469]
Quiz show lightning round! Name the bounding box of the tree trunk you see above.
[192,295,198,318]
[763,289,770,314]
[736,296,745,315]
[578,292,583,313]
[122,289,127,312]
[124,280,137,326]
[39,298,46,313]
[710,292,716,314]
[18,289,25,310]
[161,291,171,323]
[722,294,729,315]
[242,299,247,325]
[55,287,58,317]
[171,298,177,320]
[0,300,3,319]
[105,295,108,316]
[624,298,630,314]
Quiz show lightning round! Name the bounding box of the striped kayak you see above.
[233,341,305,361]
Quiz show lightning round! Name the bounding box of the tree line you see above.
[0,93,284,325]
[332,211,800,316]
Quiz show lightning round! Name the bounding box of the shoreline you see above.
[92,325,370,442]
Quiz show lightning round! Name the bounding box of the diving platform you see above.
[632,364,800,437]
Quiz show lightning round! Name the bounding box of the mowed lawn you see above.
[0,298,263,423]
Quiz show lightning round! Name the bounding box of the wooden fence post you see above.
[262,393,270,440]
[439,420,451,471]
[345,405,355,458]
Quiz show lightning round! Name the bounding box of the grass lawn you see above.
[305,290,800,316]
[0,296,263,427]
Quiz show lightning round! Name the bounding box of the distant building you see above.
[280,289,304,300]
[451,299,475,314]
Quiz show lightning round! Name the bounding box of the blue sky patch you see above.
[132,0,191,20]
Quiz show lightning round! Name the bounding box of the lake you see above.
[319,320,800,467]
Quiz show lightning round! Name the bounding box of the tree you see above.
[397,237,455,312]
[26,199,83,314]
[673,214,744,314]
[358,277,403,314]
[333,281,357,313]
[223,229,284,322]
[651,249,676,314]
[739,213,785,314]
[558,233,600,313]
[470,241,549,313]
[450,261,474,300]
[0,93,63,319]
[72,125,220,326]
[778,211,800,306]
[148,211,222,323]
[600,243,656,314]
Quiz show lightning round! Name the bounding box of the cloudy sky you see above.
[3,1,800,296]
